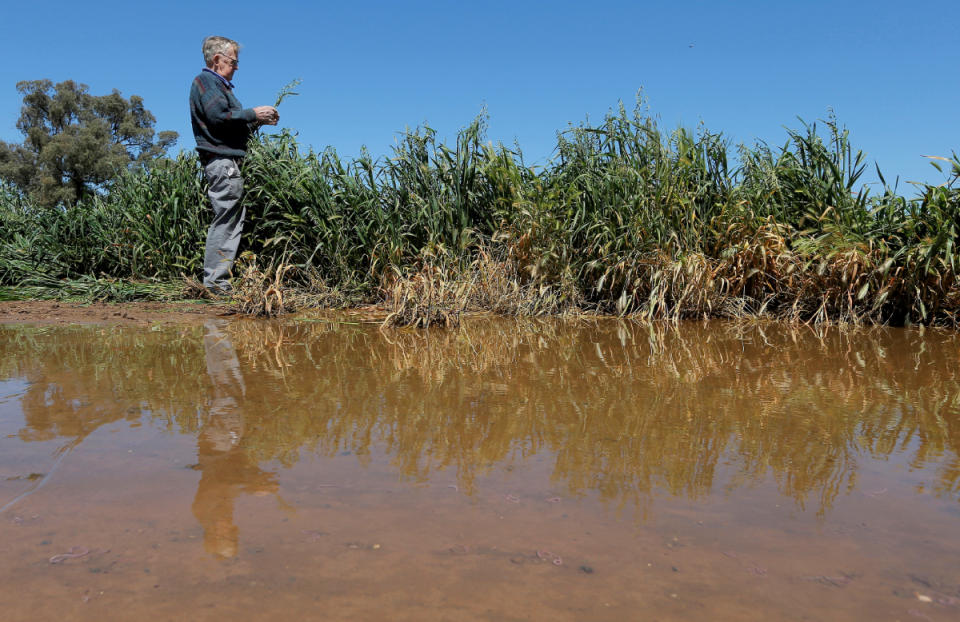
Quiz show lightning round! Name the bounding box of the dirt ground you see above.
[0,300,232,325]
[0,300,395,326]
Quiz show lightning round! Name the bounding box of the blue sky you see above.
[0,0,957,192]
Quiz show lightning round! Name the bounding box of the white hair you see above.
[202,36,239,67]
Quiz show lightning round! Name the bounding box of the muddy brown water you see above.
[0,318,958,621]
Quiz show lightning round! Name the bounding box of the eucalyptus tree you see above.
[0,79,177,208]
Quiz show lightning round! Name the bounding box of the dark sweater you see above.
[189,69,258,158]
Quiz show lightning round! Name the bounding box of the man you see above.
[189,36,278,294]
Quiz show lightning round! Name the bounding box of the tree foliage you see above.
[0,80,177,208]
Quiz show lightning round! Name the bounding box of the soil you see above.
[0,300,233,325]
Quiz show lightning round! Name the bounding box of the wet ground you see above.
[0,300,229,325]
[0,317,958,621]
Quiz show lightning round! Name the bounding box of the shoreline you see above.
[0,300,403,326]
[0,300,944,335]
[0,300,232,326]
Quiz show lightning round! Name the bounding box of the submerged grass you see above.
[2,100,959,326]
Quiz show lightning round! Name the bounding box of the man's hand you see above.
[253,106,279,126]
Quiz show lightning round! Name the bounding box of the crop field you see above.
[2,102,959,325]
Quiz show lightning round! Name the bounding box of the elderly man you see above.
[189,36,278,294]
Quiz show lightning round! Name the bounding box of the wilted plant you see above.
[382,249,470,328]
[232,252,296,317]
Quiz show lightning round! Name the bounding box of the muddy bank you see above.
[0,300,395,326]
[0,301,231,325]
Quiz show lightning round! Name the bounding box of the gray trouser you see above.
[202,157,245,290]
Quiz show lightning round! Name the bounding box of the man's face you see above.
[213,47,239,81]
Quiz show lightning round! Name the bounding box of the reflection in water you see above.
[1,319,958,525]
[193,321,278,558]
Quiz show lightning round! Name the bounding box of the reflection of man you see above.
[189,36,279,294]
[193,320,277,558]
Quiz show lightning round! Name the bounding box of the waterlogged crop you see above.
[1,100,958,325]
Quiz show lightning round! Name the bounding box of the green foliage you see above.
[93,152,207,278]
[0,80,177,208]
[2,97,960,325]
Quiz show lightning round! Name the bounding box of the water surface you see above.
[0,319,958,621]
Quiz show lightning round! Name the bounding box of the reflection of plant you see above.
[2,321,959,516]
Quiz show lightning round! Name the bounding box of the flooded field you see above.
[0,318,958,621]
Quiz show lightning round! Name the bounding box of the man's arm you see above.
[205,96,276,127]
[199,84,257,129]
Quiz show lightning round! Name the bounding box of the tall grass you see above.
[1,100,959,325]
